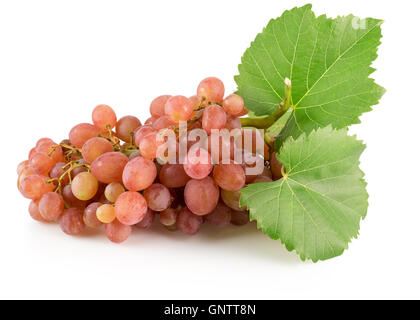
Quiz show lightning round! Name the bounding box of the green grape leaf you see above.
[240,127,368,262]
[235,4,385,142]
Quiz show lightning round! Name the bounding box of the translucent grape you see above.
[39,192,64,221]
[139,132,164,159]
[183,147,213,180]
[197,77,225,103]
[159,163,190,188]
[150,95,172,118]
[164,95,194,122]
[270,152,284,180]
[222,94,245,116]
[91,152,129,183]
[70,159,88,178]
[69,123,100,148]
[29,152,55,175]
[104,182,125,203]
[105,220,132,243]
[177,207,203,235]
[19,174,54,200]
[144,183,171,211]
[230,210,250,226]
[71,172,99,201]
[225,116,242,130]
[115,191,148,225]
[28,147,37,160]
[36,138,54,148]
[213,162,245,191]
[144,116,158,126]
[204,202,232,227]
[28,200,47,222]
[92,104,117,131]
[17,160,29,175]
[221,189,246,212]
[184,176,219,215]
[59,208,85,235]
[152,115,176,130]
[189,95,201,111]
[81,137,114,164]
[36,141,64,163]
[134,125,156,147]
[96,204,116,224]
[122,156,157,191]
[159,208,178,226]
[62,184,87,208]
[135,208,155,229]
[18,167,35,189]
[116,116,141,142]
[202,105,227,134]
[83,202,103,228]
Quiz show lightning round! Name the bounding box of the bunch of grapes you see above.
[17,77,285,243]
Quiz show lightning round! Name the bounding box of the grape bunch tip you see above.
[17,77,285,244]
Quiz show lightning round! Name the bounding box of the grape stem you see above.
[47,161,91,193]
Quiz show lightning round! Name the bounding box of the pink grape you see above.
[19,174,54,200]
[104,182,125,203]
[164,95,194,122]
[144,183,171,211]
[36,141,64,163]
[69,123,100,148]
[81,137,114,164]
[115,191,148,225]
[139,132,164,159]
[213,162,245,191]
[135,209,155,229]
[18,167,35,189]
[70,159,88,178]
[122,156,157,191]
[71,172,99,201]
[144,116,158,126]
[105,220,132,243]
[29,152,55,175]
[205,202,232,227]
[183,147,213,180]
[270,152,284,180]
[150,95,172,118]
[225,115,242,130]
[36,138,54,148]
[39,192,64,221]
[177,207,203,235]
[83,202,103,228]
[230,210,250,226]
[253,175,273,183]
[92,104,117,131]
[152,115,175,130]
[59,208,85,235]
[207,133,235,163]
[202,105,227,134]
[159,208,178,226]
[28,147,37,160]
[184,176,219,215]
[50,162,70,185]
[222,94,245,116]
[159,163,190,188]
[134,125,156,147]
[116,116,141,142]
[62,184,87,209]
[28,200,47,222]
[128,151,140,160]
[197,77,225,103]
[17,160,29,175]
[91,152,129,184]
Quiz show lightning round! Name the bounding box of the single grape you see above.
[104,182,125,203]
[28,147,37,160]
[207,133,235,164]
[105,220,132,243]
[39,192,64,221]
[270,152,285,180]
[29,152,55,175]
[71,172,99,201]
[17,160,29,175]
[222,94,245,116]
[183,147,213,180]
[177,207,203,235]
[150,95,172,118]
[36,138,54,148]
[139,132,164,159]
[197,77,225,103]
[135,208,155,229]
[152,115,176,130]
[144,183,171,211]
[230,210,250,226]
[91,152,129,183]
[184,176,219,215]
[134,125,156,147]
[19,174,54,200]
[28,200,47,222]
[213,162,245,191]
[50,162,70,185]
[115,191,148,225]
[70,159,88,178]
[116,116,141,142]
[252,175,273,183]
[69,123,100,148]
[62,185,87,208]
[202,105,227,134]
[159,208,178,226]
[59,208,85,235]
[123,156,156,192]
[225,115,242,130]
[189,95,201,111]
[96,204,116,224]
[92,104,117,131]
[159,163,190,188]
[144,116,158,126]
[83,202,103,228]
[204,202,232,227]
[36,141,64,163]
[233,149,264,183]
[81,137,114,164]
[164,95,194,122]
[221,189,246,212]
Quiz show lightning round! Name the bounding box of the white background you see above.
[0,0,419,300]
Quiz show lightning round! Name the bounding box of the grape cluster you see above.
[17,77,284,243]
